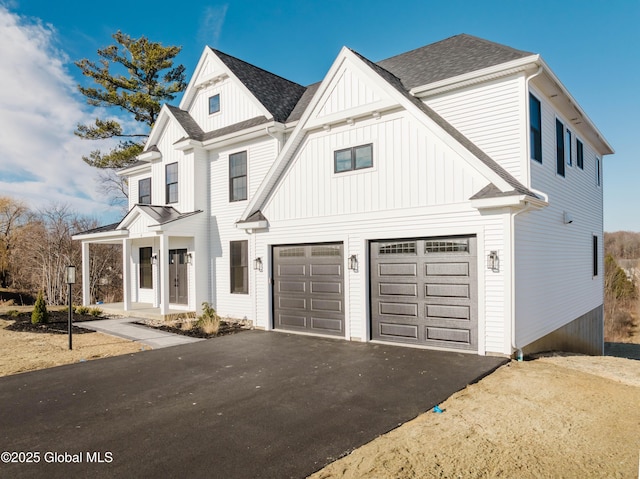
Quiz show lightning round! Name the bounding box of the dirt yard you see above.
[0,318,143,377]
[310,354,640,479]
[2,313,639,478]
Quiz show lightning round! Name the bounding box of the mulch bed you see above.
[134,320,250,339]
[2,311,97,335]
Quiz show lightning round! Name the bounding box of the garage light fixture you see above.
[487,251,499,272]
[348,254,358,271]
[253,257,263,272]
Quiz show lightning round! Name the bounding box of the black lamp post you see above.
[66,265,76,350]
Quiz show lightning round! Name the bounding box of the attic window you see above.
[334,144,373,173]
[209,94,220,114]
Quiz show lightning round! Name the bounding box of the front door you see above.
[169,249,188,305]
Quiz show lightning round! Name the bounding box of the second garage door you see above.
[370,236,477,350]
[273,243,344,336]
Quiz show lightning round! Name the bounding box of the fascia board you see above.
[174,138,203,151]
[239,47,353,221]
[471,194,548,210]
[117,161,152,177]
[535,58,614,155]
[72,229,128,241]
[411,55,541,96]
[305,98,397,130]
[144,105,188,151]
[179,47,214,111]
[235,220,268,231]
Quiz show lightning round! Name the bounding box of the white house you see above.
[73,34,613,357]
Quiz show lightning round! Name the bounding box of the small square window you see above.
[334,144,373,173]
[209,94,220,115]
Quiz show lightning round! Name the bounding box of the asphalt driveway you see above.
[0,330,506,478]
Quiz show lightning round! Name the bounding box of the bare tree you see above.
[0,197,32,288]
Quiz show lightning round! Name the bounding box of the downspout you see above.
[512,64,545,360]
[265,125,285,153]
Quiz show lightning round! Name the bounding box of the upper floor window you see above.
[229,151,247,202]
[565,129,572,166]
[138,178,151,204]
[334,144,373,173]
[576,139,584,169]
[593,235,599,276]
[596,157,601,186]
[209,94,220,114]
[555,119,565,177]
[166,162,178,204]
[529,94,542,163]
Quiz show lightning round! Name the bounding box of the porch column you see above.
[122,239,131,311]
[81,242,90,306]
[159,234,169,315]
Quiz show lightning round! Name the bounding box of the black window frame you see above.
[593,235,598,277]
[165,162,178,204]
[229,151,248,202]
[596,156,601,186]
[555,119,565,177]
[565,129,572,167]
[209,94,220,115]
[576,139,584,169]
[334,143,373,173]
[139,247,153,289]
[230,240,248,294]
[529,94,542,163]
[138,177,151,204]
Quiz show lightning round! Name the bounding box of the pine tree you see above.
[75,31,187,171]
[31,290,49,324]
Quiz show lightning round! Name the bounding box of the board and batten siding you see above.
[265,111,489,222]
[424,75,525,182]
[208,135,278,320]
[514,85,604,348]
[316,67,381,118]
[189,77,265,133]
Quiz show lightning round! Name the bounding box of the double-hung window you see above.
[229,151,247,202]
[555,119,565,177]
[529,94,542,163]
[576,139,584,169]
[139,247,153,289]
[334,144,373,173]
[138,178,151,204]
[230,240,248,294]
[565,129,572,166]
[165,162,178,204]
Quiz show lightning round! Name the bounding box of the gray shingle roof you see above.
[166,105,205,139]
[286,82,321,123]
[211,48,307,123]
[134,205,202,225]
[377,34,533,90]
[74,222,120,236]
[200,116,270,142]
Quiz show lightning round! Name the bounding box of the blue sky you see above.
[1,0,638,231]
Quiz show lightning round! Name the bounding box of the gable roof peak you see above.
[208,47,307,123]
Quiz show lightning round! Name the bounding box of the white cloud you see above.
[0,6,122,223]
[197,4,229,47]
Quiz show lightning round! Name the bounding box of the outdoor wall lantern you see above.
[253,257,263,272]
[65,265,76,350]
[348,254,358,271]
[185,253,193,265]
[150,254,158,265]
[487,251,499,272]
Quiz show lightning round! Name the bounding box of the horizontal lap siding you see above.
[253,211,507,353]
[515,86,603,347]
[425,76,524,182]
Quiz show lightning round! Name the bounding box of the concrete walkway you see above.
[76,317,203,349]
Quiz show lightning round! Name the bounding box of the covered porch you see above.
[72,205,206,316]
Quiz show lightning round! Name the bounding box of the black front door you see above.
[169,249,188,304]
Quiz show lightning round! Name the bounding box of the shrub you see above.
[6,310,20,318]
[74,305,90,315]
[197,302,221,335]
[89,307,102,317]
[31,291,49,324]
